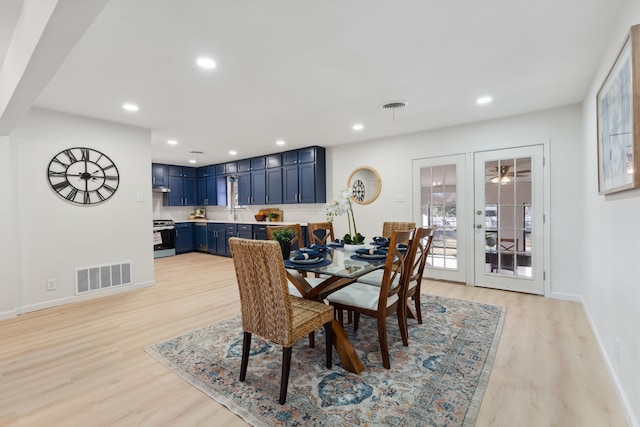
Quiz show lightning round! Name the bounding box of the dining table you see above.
[284,245,387,374]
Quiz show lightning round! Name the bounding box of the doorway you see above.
[413,145,546,295]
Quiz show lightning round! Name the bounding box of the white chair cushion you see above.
[355,269,401,289]
[287,277,325,298]
[326,282,399,311]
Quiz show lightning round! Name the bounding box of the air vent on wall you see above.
[76,262,132,295]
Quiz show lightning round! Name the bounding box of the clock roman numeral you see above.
[103,184,117,194]
[84,191,91,204]
[53,180,71,191]
[104,175,118,181]
[80,148,90,161]
[95,190,106,201]
[63,149,78,163]
[65,187,79,201]
[51,157,70,167]
[102,164,116,171]
[48,171,66,177]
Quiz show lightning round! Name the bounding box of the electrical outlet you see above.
[614,338,621,363]
[46,279,56,291]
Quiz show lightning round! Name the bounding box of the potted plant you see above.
[326,189,365,250]
[267,212,279,222]
[271,228,296,259]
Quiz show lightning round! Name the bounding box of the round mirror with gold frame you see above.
[347,166,381,205]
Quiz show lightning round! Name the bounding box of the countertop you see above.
[175,219,307,226]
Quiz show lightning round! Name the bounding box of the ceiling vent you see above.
[382,101,407,120]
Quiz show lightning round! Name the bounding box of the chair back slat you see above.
[378,230,413,310]
[229,238,293,344]
[307,222,335,245]
[408,227,435,284]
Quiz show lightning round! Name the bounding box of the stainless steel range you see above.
[153,219,176,258]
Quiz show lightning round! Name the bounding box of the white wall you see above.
[581,1,640,425]
[328,104,583,298]
[8,108,155,313]
[0,136,18,319]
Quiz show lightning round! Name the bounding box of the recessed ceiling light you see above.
[196,57,216,69]
[229,150,237,156]
[188,159,197,164]
[352,123,364,131]
[167,139,178,145]
[276,140,286,146]
[122,103,139,112]
[476,96,492,105]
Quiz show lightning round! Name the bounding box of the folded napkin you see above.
[292,250,324,260]
[332,239,345,245]
[372,236,389,247]
[355,248,387,256]
[308,244,330,253]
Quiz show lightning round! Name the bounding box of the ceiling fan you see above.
[487,165,531,183]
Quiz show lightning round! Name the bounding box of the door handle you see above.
[476,224,482,229]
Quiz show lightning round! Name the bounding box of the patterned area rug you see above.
[145,295,505,426]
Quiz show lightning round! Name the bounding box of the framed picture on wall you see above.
[597,24,640,195]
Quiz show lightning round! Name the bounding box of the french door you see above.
[412,154,468,283]
[473,146,544,294]
[413,145,545,295]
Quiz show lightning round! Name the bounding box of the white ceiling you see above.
[3,0,623,166]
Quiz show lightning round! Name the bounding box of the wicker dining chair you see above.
[325,230,412,369]
[307,221,335,245]
[228,238,334,404]
[267,224,304,250]
[381,221,416,239]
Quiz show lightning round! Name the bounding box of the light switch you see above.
[395,194,406,203]
[136,193,144,202]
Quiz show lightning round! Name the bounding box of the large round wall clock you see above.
[47,147,120,205]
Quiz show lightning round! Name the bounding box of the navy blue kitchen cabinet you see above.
[152,163,168,187]
[194,223,208,251]
[175,223,194,254]
[282,147,325,203]
[207,223,236,256]
[167,166,197,206]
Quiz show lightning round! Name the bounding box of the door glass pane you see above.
[420,164,457,270]
[485,157,532,277]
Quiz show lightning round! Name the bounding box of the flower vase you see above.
[343,243,365,252]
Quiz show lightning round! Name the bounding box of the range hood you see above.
[152,186,171,193]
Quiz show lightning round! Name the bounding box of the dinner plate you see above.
[289,257,322,264]
[356,253,387,260]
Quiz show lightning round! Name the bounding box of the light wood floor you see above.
[0,252,628,426]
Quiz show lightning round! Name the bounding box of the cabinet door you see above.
[236,173,251,205]
[175,224,194,254]
[183,176,197,206]
[216,176,227,206]
[197,177,208,205]
[207,224,217,253]
[152,164,168,186]
[184,167,197,178]
[265,168,282,204]
[251,170,266,205]
[298,163,316,203]
[168,175,184,205]
[237,159,251,172]
[297,147,316,163]
[168,165,183,177]
[283,165,299,203]
[283,151,298,165]
[195,224,207,251]
[206,175,217,206]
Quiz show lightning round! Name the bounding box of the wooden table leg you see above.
[331,318,364,374]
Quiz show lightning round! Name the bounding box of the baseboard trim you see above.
[15,280,156,316]
[549,291,583,302]
[582,301,639,427]
[0,309,17,321]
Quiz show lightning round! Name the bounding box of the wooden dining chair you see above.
[267,224,304,250]
[325,230,412,369]
[381,221,416,238]
[307,221,335,245]
[403,227,435,324]
[228,237,334,404]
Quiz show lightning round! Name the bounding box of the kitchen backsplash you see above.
[152,192,327,223]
